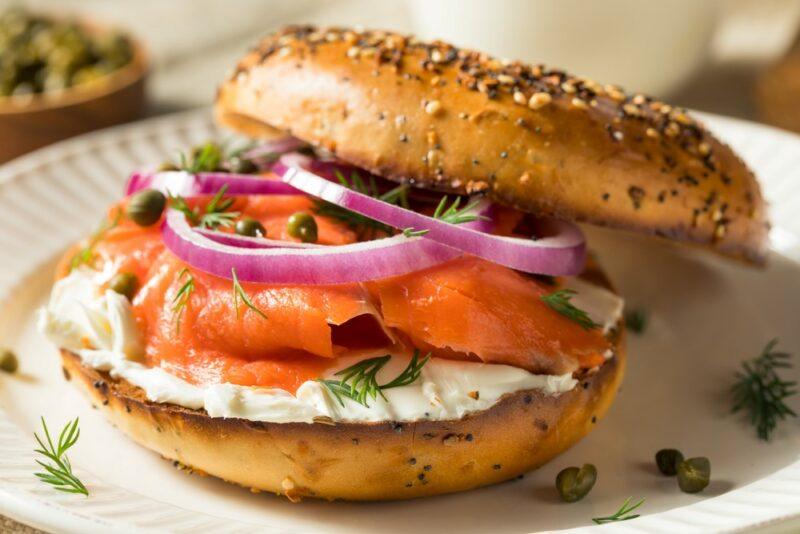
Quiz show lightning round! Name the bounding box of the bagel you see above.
[60,326,623,501]
[43,24,770,505]
[216,25,769,263]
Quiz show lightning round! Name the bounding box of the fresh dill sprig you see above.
[433,195,485,225]
[172,268,195,333]
[312,170,408,235]
[402,195,488,237]
[541,289,600,331]
[319,350,431,407]
[731,338,796,441]
[69,209,122,271]
[168,185,239,229]
[180,142,223,173]
[624,309,648,334]
[168,193,199,225]
[33,417,88,496]
[231,268,268,320]
[199,184,239,229]
[402,228,428,238]
[592,497,644,525]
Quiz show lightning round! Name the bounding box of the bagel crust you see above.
[216,26,768,263]
[60,337,623,501]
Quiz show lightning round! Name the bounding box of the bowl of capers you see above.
[0,7,147,162]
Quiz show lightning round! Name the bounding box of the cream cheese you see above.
[39,268,623,424]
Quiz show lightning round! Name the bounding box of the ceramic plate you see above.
[0,109,799,534]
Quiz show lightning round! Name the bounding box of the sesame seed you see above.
[623,103,641,116]
[698,142,711,156]
[346,46,359,58]
[528,92,552,110]
[426,149,442,166]
[612,130,624,141]
[646,128,659,139]
[513,91,527,105]
[497,74,515,84]
[664,122,680,138]
[519,172,531,184]
[425,100,442,115]
[571,97,588,109]
[561,81,576,93]
[431,49,444,63]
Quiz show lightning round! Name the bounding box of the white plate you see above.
[0,109,799,534]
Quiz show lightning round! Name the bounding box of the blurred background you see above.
[3,0,800,162]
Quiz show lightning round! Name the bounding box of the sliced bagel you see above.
[61,340,623,501]
[59,257,624,502]
[216,25,769,264]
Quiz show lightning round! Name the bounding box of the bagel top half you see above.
[216,25,769,264]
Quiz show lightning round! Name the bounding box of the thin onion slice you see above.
[162,209,461,284]
[195,227,315,249]
[125,170,301,197]
[243,137,306,161]
[275,161,586,276]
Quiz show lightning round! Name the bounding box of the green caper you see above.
[235,217,266,237]
[108,272,138,300]
[655,448,684,476]
[555,463,597,502]
[677,457,710,493]
[0,349,18,373]
[287,212,318,243]
[226,156,257,174]
[190,142,223,172]
[127,189,166,226]
[157,162,180,172]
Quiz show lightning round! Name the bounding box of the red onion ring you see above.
[125,171,301,197]
[195,227,315,249]
[274,161,586,276]
[162,209,462,284]
[243,137,306,160]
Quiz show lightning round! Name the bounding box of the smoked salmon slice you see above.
[367,257,609,376]
[59,194,612,392]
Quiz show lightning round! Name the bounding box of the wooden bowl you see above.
[0,29,148,163]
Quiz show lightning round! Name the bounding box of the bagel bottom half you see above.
[60,330,624,502]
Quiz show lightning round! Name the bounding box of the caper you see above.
[127,189,166,226]
[157,162,179,172]
[287,212,318,243]
[108,272,138,300]
[0,349,18,373]
[655,448,684,476]
[226,156,257,174]
[677,457,710,493]
[235,217,266,237]
[555,463,597,502]
[190,142,223,172]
